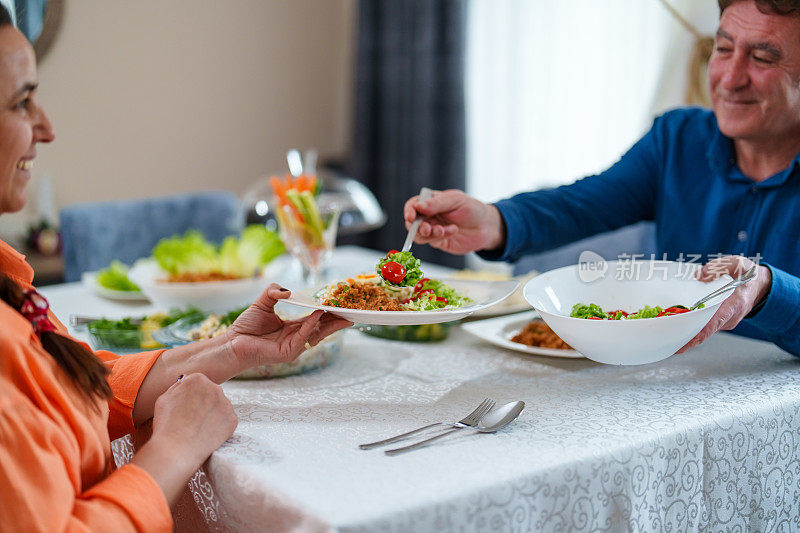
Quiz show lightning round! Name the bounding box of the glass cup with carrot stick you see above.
[270,173,339,287]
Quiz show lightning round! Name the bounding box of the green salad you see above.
[96,260,140,292]
[153,225,284,279]
[407,278,472,311]
[570,302,699,320]
[376,250,423,287]
[88,308,203,349]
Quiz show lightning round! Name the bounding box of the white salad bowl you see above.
[523,260,734,365]
[128,259,272,313]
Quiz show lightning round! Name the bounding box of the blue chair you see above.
[513,221,657,275]
[60,191,242,282]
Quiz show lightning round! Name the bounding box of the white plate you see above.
[282,278,520,325]
[457,271,537,318]
[461,312,583,359]
[81,271,149,302]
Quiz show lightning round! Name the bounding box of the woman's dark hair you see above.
[0,3,12,27]
[718,0,800,16]
[1,274,112,401]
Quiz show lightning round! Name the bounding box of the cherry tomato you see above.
[587,317,602,320]
[380,261,406,284]
[435,296,448,305]
[387,249,400,256]
[664,306,690,315]
[414,278,431,293]
[416,289,434,297]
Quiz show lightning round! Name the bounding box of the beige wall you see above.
[2,0,356,236]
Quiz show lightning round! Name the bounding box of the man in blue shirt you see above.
[403,0,800,356]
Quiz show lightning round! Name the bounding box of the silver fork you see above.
[359,398,495,450]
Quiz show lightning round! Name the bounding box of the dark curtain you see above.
[350,0,467,268]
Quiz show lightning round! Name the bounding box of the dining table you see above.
[40,246,800,532]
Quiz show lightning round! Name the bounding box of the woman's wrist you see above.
[170,333,242,383]
[133,335,241,425]
[130,435,202,506]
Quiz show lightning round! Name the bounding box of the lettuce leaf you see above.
[153,226,285,278]
[376,251,423,286]
[96,260,140,291]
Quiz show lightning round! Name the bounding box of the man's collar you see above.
[707,127,800,188]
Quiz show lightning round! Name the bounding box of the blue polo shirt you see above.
[487,107,800,356]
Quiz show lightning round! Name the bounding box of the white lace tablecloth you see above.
[120,330,799,533]
[40,249,800,532]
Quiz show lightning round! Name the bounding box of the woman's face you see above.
[0,26,54,215]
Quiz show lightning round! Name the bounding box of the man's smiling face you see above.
[709,1,800,142]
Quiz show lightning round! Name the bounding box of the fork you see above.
[359,398,495,450]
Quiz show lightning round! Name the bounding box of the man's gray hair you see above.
[718,0,800,16]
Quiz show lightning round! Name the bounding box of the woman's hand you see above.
[676,255,772,353]
[132,373,237,504]
[403,189,505,255]
[224,284,353,370]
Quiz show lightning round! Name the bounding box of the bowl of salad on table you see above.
[523,260,734,365]
[128,225,285,312]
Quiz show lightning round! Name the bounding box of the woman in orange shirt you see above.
[0,7,351,531]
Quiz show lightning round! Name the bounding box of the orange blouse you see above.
[0,240,172,532]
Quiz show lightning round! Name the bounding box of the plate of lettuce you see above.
[83,260,148,301]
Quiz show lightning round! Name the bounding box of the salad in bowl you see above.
[128,225,285,312]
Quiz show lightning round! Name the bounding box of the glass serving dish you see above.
[357,321,458,342]
[153,312,342,379]
[87,323,165,354]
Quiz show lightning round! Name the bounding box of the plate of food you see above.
[461,312,583,358]
[282,250,519,325]
[82,261,148,301]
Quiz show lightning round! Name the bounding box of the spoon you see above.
[385,400,525,455]
[689,264,758,310]
[401,187,433,253]
[286,149,303,177]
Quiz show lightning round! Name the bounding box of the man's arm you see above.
[744,264,800,356]
[679,257,800,357]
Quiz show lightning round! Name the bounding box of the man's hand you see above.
[225,284,352,371]
[403,189,505,255]
[676,255,771,353]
